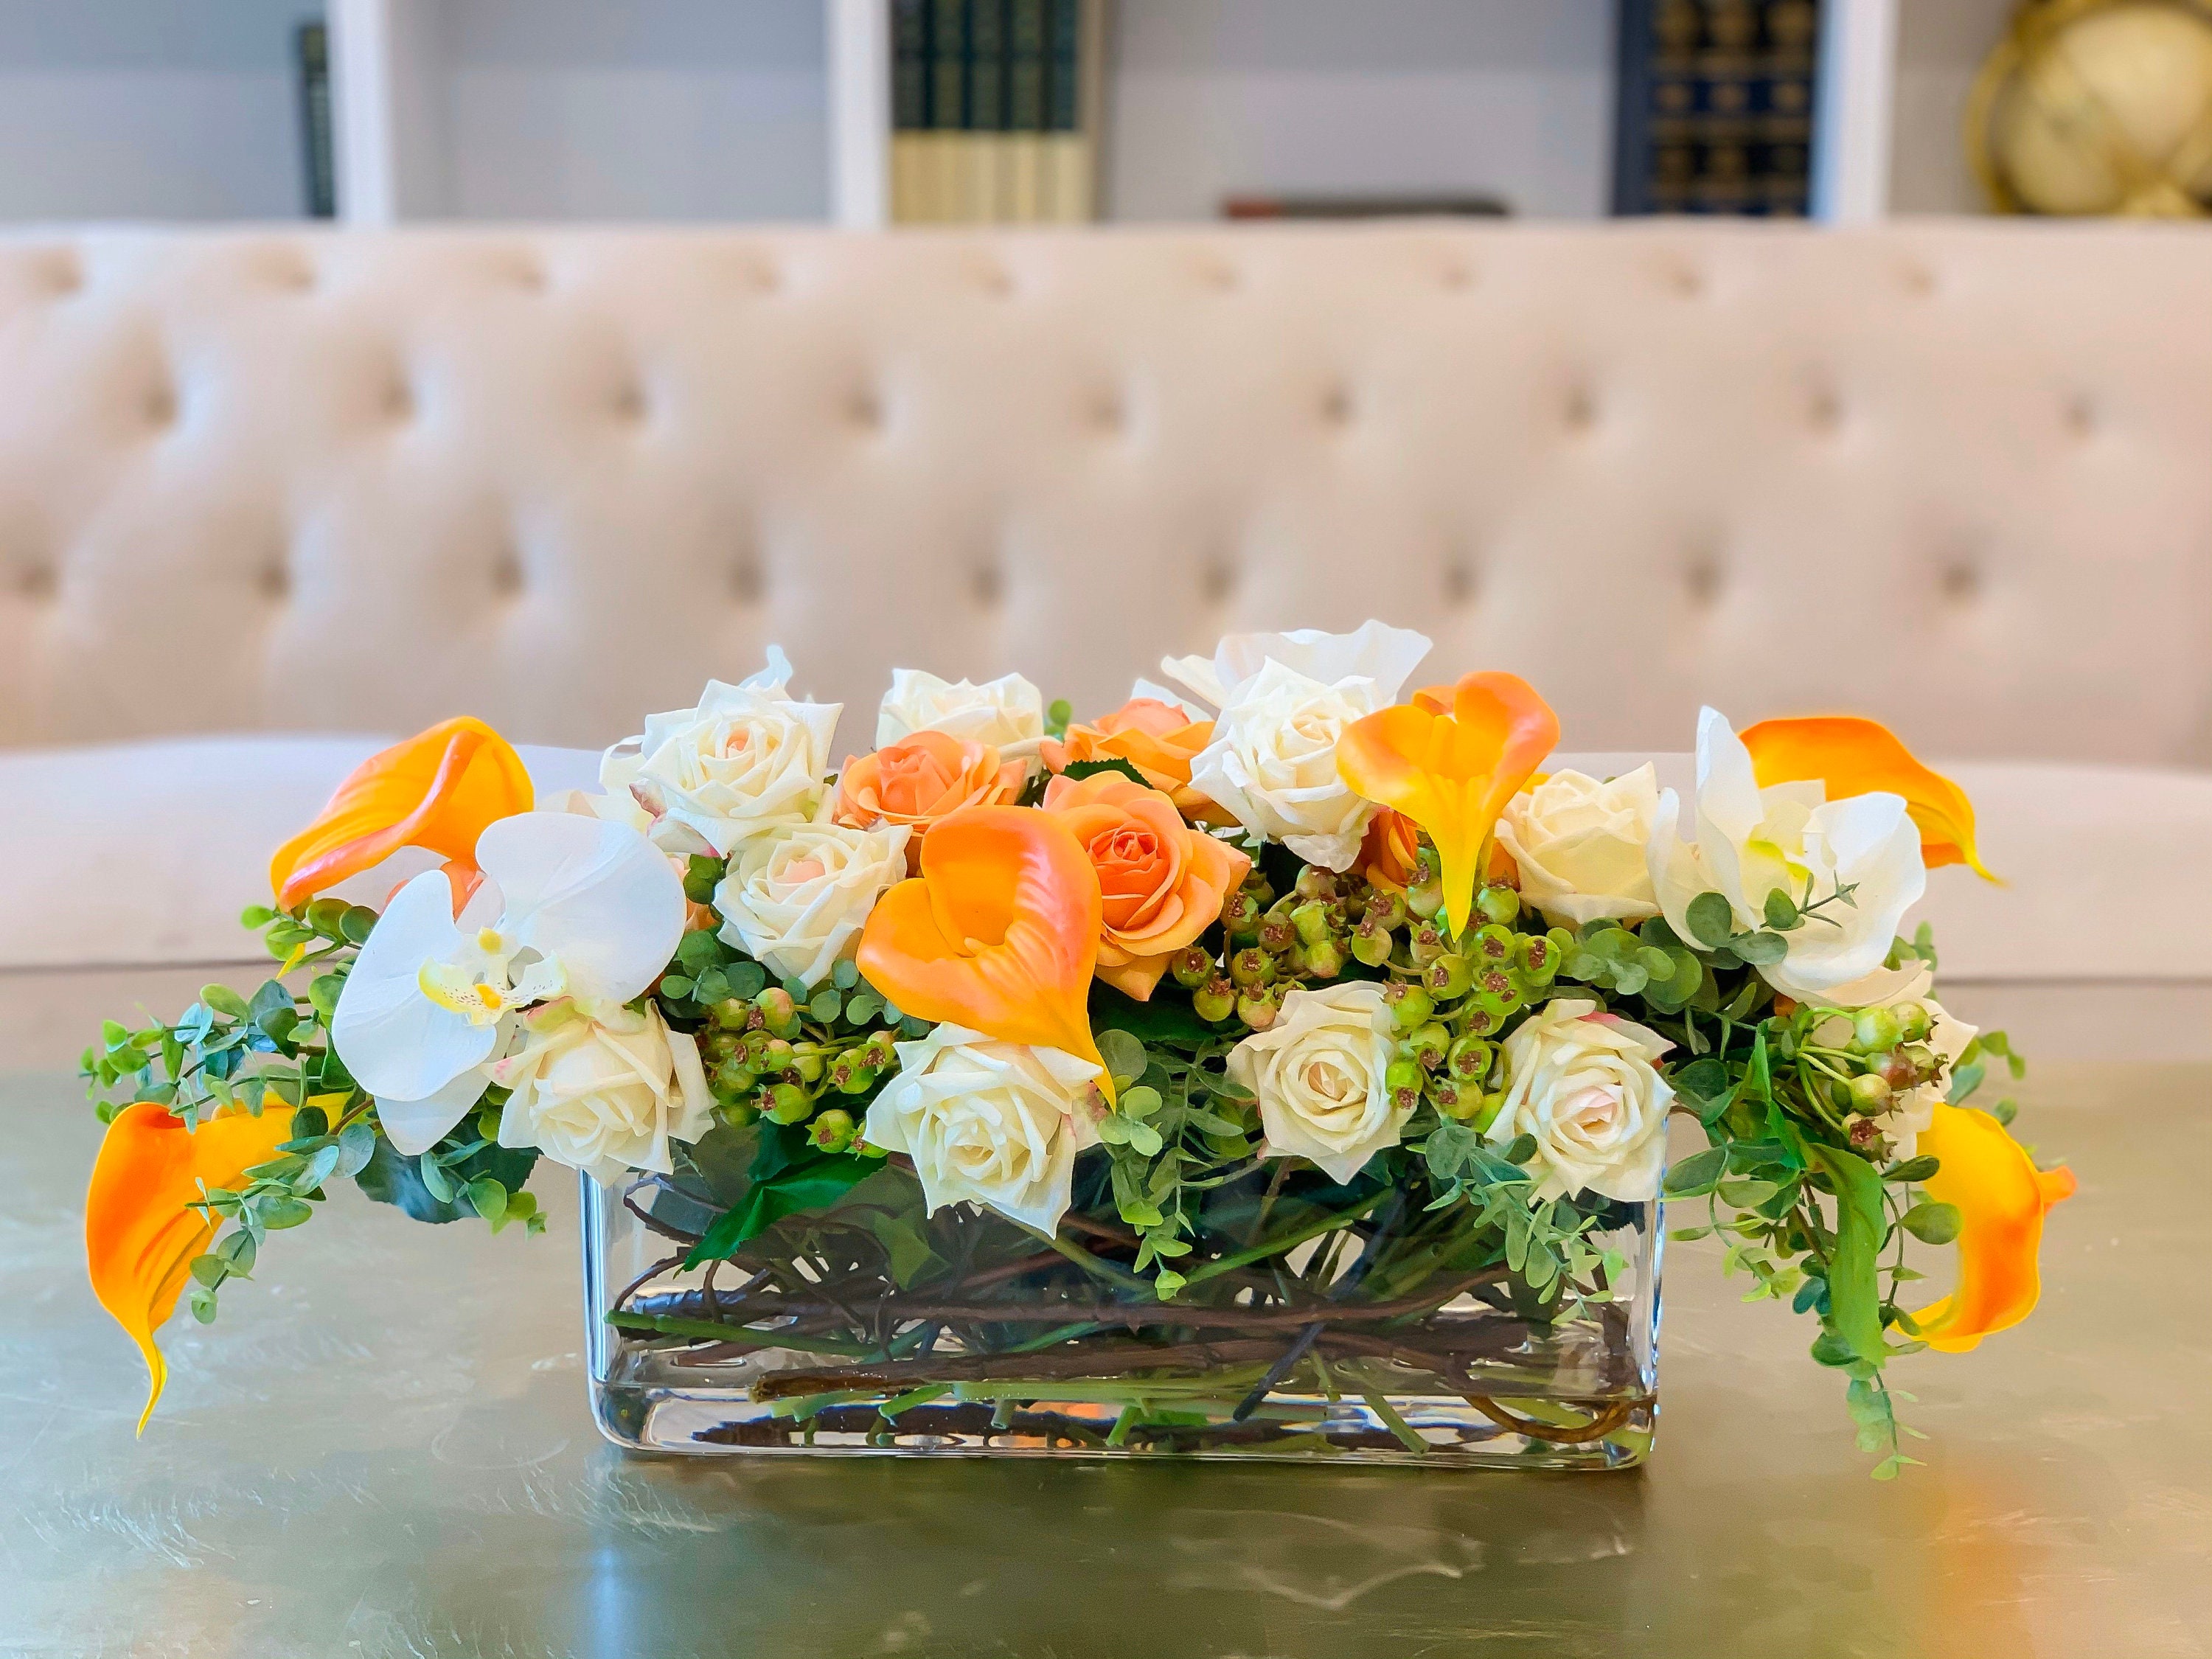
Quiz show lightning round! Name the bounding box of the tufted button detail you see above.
[1806,383,1844,434]
[2064,394,2098,438]
[41,250,83,297]
[1902,263,1938,297]
[507,253,549,293]
[849,385,886,431]
[1443,560,1478,605]
[730,558,764,606]
[1670,262,1706,297]
[971,564,1004,607]
[1201,258,1241,293]
[1940,561,1982,605]
[267,250,316,293]
[975,261,1015,296]
[144,382,178,431]
[748,261,783,295]
[1089,386,1128,434]
[16,563,56,601]
[1441,262,1475,291]
[1563,383,1599,432]
[383,375,416,423]
[613,378,649,424]
[491,552,526,599]
[1321,383,1354,425]
[257,561,290,602]
[1683,557,1725,608]
[1199,558,1236,605]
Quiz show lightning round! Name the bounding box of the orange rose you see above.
[1044,698,1221,819]
[834,731,1024,850]
[1041,771,1249,1001]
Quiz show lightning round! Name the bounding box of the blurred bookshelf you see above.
[0,0,2011,229]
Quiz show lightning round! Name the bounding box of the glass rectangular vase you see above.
[582,1164,1661,1471]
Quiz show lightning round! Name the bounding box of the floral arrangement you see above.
[83,624,2073,1473]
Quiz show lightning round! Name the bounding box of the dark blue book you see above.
[1614,0,1821,217]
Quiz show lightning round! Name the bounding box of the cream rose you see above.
[1172,624,1432,871]
[713,821,911,987]
[1497,766,1663,927]
[876,669,1046,768]
[1489,998,1674,1203]
[1648,708,1926,1000]
[599,647,843,858]
[863,1025,1103,1233]
[1228,981,1406,1184]
[491,1001,712,1180]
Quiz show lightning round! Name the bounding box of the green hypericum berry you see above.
[1473,967,1523,1018]
[1851,1007,1900,1054]
[861,1029,900,1070]
[1476,883,1520,927]
[714,1057,759,1095]
[1447,1034,1493,1083]
[702,1029,742,1064]
[1514,933,1559,983]
[809,1108,858,1152]
[1170,946,1214,990]
[1472,923,1516,966]
[1407,849,1444,920]
[1235,988,1279,1031]
[1294,866,1338,902]
[765,1082,813,1123]
[1365,887,1409,932]
[791,1048,826,1084]
[1427,1078,1467,1118]
[1193,978,1237,1023]
[1303,938,1347,979]
[717,1099,760,1129]
[1898,1043,1938,1079]
[1893,1001,1933,1043]
[1848,1073,1893,1110]
[1408,923,1447,967]
[1291,900,1332,947]
[755,987,801,1039]
[1471,1090,1508,1134]
[1409,1022,1450,1071]
[1878,1051,1919,1091]
[1385,982,1434,1030]
[711,997,754,1030]
[1461,1004,1502,1039]
[1229,947,1274,988]
[1351,918,1394,967]
[1385,1057,1424,1096]
[1221,888,1262,940]
[1425,952,1473,999]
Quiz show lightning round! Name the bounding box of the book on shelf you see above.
[295,21,335,220]
[890,0,1102,226]
[1222,194,1509,220]
[1613,0,1821,217]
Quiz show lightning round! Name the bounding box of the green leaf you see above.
[658,975,696,1001]
[1762,888,1801,931]
[1809,1329,1858,1367]
[201,984,251,1020]
[1497,1133,1537,1166]
[1127,1121,1164,1157]
[1806,1143,1888,1365]
[1685,891,1736,950]
[257,1194,314,1229]
[1899,1200,1962,1245]
[467,1177,509,1228]
[1733,930,1787,967]
[240,903,277,929]
[684,1145,878,1266]
[1060,757,1149,787]
[1663,1146,1727,1197]
[1946,1060,1986,1105]
[725,959,768,999]
[844,992,883,1025]
[355,1137,539,1224]
[1990,1097,2018,1127]
[1425,1121,1479,1181]
[340,905,378,945]
[1636,945,1679,984]
[1117,1085,1163,1119]
[808,988,842,1023]
[1089,982,1215,1048]
[832,959,860,991]
[1883,1154,1939,1184]
[683,853,724,904]
[1097,1028,1149,1091]
[188,1252,228,1288]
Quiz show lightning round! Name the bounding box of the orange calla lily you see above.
[1335,672,1559,939]
[86,1099,298,1432]
[857,805,1107,1078]
[268,717,533,910]
[1739,715,1997,881]
[1906,1102,2075,1352]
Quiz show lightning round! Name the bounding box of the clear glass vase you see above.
[581,1157,1662,1471]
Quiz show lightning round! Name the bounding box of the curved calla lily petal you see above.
[1335,672,1559,939]
[476,813,687,1005]
[331,869,501,1103]
[857,806,1105,1076]
[86,1099,298,1433]
[268,717,533,909]
[1739,715,1997,881]
[1907,1102,2076,1352]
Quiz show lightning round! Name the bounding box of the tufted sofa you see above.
[1,222,2207,1057]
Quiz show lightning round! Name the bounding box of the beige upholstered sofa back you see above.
[1,221,2206,762]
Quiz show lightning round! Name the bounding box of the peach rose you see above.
[1041,771,1249,1000]
[833,731,1024,852]
[1043,698,1221,819]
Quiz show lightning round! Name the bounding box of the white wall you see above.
[0,0,320,221]
[1105,0,1614,221]
[436,0,829,221]
[1891,0,2012,214]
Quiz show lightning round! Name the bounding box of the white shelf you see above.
[0,0,2020,229]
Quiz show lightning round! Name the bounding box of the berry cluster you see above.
[1773,1000,1947,1162]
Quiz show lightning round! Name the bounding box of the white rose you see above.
[1184,662,1389,869]
[877,669,1046,768]
[492,1001,712,1180]
[1489,998,1674,1203]
[599,647,843,858]
[713,821,911,988]
[1496,766,1663,927]
[863,1025,1103,1233]
[1811,965,1975,1161]
[1228,981,1406,1184]
[1648,708,1926,1000]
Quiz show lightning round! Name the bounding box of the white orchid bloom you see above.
[333,812,687,1155]
[1157,620,1432,714]
[1647,709,1926,999]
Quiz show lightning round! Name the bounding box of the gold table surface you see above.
[3,1020,2207,1658]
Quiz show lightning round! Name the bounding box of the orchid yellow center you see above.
[414,928,566,1026]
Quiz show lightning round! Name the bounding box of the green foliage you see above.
[685,1122,878,1266]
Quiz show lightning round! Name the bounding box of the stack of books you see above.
[891,0,1099,224]
[1613,0,1822,215]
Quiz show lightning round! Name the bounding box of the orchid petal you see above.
[86,1100,298,1432]
[376,1065,495,1157]
[1741,715,1998,881]
[1335,671,1559,938]
[856,806,1105,1075]
[331,870,498,1101]
[478,813,688,1006]
[1907,1103,2075,1352]
[268,717,532,909]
